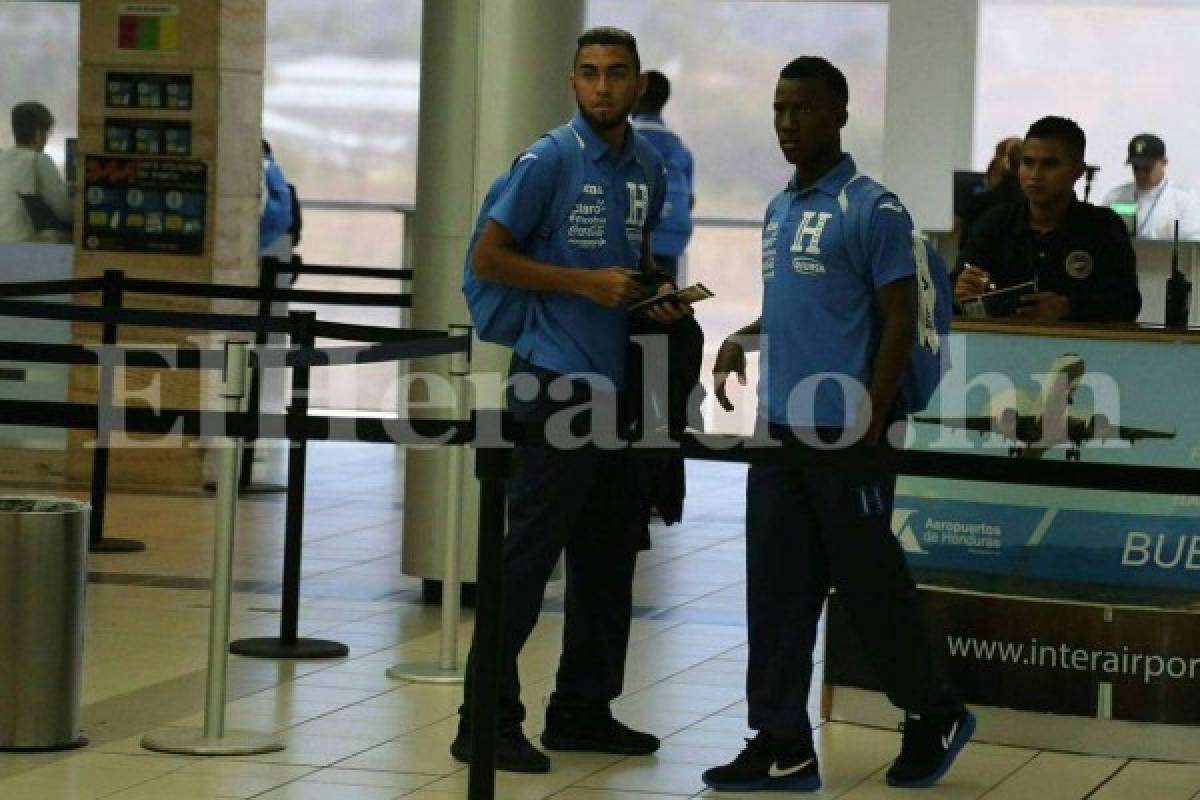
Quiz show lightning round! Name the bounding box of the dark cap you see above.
[1127,133,1166,166]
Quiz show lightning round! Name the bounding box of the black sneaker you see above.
[450,725,551,773]
[701,733,821,792]
[885,708,976,788]
[541,712,660,755]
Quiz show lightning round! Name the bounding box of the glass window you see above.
[0,1,79,171]
[264,0,422,205]
[264,1,421,412]
[976,0,1200,204]
[588,0,889,431]
[588,0,888,220]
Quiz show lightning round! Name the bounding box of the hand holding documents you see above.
[959,280,1038,319]
[630,282,714,313]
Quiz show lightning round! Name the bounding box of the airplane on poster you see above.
[914,353,1175,460]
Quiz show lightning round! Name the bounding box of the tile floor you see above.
[0,442,1195,798]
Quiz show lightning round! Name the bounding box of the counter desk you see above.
[827,318,1200,761]
[0,242,73,482]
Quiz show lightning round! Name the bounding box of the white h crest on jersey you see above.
[790,211,832,255]
[625,182,650,228]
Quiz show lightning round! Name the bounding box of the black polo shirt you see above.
[959,196,1141,322]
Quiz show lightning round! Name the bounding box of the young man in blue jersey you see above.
[452,27,689,774]
[632,70,694,283]
[704,57,972,792]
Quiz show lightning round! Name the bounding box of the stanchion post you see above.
[468,411,509,800]
[141,341,283,755]
[202,258,282,494]
[233,257,286,494]
[89,269,146,554]
[387,324,472,684]
[237,258,276,488]
[228,311,348,660]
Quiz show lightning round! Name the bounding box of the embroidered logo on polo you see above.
[792,258,826,276]
[625,181,650,249]
[789,211,832,276]
[1064,250,1095,280]
[567,184,607,249]
[857,483,886,517]
[625,182,649,227]
[763,218,781,279]
[790,211,833,255]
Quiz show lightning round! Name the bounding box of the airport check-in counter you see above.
[826,316,1200,762]
[0,243,74,479]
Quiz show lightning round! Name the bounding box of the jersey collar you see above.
[569,110,634,165]
[787,154,858,198]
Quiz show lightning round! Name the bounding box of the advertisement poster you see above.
[82,156,207,256]
[895,331,1200,605]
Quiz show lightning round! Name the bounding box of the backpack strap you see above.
[911,232,942,357]
[630,134,664,188]
[835,172,890,271]
[541,123,588,238]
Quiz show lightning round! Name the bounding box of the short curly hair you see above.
[779,56,848,107]
[11,101,54,145]
[575,26,640,73]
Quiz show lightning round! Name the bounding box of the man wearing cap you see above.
[1102,134,1200,241]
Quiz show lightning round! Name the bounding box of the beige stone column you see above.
[71,0,265,488]
[401,0,586,585]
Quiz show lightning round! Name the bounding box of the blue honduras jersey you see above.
[632,112,693,258]
[488,112,665,388]
[759,155,917,427]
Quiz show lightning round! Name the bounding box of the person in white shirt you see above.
[0,101,73,242]
[1102,133,1200,241]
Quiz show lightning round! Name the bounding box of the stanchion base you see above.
[229,636,348,660]
[0,736,88,753]
[89,537,146,554]
[386,662,465,684]
[141,727,283,756]
[203,481,288,495]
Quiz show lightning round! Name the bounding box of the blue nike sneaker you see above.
[886,707,976,788]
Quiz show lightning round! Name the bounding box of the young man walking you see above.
[705,56,973,793]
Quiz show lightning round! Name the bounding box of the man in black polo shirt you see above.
[956,116,1140,323]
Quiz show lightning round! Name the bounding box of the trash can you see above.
[0,496,89,751]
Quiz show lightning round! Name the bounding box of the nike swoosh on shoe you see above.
[768,757,814,778]
[941,721,959,751]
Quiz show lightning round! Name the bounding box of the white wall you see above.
[882,0,979,232]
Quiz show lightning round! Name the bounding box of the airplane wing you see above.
[1072,414,1177,443]
[913,416,1002,434]
[1116,425,1176,442]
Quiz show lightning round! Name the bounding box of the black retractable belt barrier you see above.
[273,256,413,282]
[89,270,146,554]
[0,276,105,298]
[0,296,292,333]
[122,276,411,308]
[228,310,348,660]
